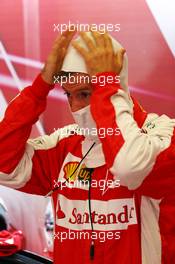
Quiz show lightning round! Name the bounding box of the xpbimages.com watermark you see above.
[53,125,121,139]
[53,179,120,191]
[53,73,120,87]
[53,230,121,243]
[53,21,120,34]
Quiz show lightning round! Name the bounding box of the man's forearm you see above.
[0,74,54,173]
[90,72,175,190]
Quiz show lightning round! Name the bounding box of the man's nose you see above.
[69,98,83,112]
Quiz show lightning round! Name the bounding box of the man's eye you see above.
[79,91,91,99]
[64,92,71,97]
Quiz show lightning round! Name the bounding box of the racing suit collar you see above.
[71,105,99,142]
[71,105,106,168]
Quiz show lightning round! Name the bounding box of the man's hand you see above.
[41,27,77,84]
[72,30,125,76]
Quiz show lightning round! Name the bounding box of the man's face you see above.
[62,73,92,112]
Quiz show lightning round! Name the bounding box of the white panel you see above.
[0,90,7,121]
[146,0,175,57]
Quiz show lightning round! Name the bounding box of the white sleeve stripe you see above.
[141,197,162,263]
[0,124,79,189]
[27,124,78,150]
[110,90,175,189]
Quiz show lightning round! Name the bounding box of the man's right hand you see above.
[41,27,77,84]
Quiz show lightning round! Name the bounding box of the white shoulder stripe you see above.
[28,124,78,150]
[110,90,175,190]
[0,124,79,189]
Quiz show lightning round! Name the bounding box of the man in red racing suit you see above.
[0,29,175,264]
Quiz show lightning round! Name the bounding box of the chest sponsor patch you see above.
[56,153,119,192]
[55,194,137,231]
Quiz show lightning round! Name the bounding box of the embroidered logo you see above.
[63,162,94,183]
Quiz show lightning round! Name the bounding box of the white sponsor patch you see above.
[56,153,120,192]
[145,0,175,57]
[56,194,137,231]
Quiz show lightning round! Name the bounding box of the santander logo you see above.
[69,205,135,225]
[56,200,66,219]
[56,194,137,231]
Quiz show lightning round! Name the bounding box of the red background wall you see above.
[0,0,175,137]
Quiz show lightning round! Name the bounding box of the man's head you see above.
[60,31,128,113]
[59,71,92,112]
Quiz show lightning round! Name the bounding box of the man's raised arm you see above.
[73,30,175,198]
[0,28,76,194]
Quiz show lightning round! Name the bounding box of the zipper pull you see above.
[90,240,95,260]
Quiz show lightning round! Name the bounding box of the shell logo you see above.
[63,162,94,182]
[63,162,79,182]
